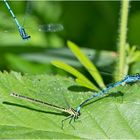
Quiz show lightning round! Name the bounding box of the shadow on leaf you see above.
[3,101,66,116]
[82,91,124,108]
[68,85,92,92]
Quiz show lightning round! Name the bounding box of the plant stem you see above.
[115,0,129,81]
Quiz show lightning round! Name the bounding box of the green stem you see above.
[116,0,129,81]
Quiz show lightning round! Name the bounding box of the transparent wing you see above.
[23,1,64,33]
[2,0,64,38]
[38,24,64,32]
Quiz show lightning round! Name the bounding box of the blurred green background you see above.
[0,1,140,75]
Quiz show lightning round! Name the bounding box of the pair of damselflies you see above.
[10,73,140,128]
[3,0,64,40]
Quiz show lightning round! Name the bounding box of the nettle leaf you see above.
[0,71,140,139]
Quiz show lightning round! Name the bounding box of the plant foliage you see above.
[52,41,106,91]
[0,71,140,139]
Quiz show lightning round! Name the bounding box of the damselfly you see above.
[76,73,140,113]
[10,93,80,129]
[3,1,64,40]
[3,0,30,40]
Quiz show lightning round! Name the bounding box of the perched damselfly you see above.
[10,93,80,129]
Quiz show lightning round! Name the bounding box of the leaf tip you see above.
[67,40,74,48]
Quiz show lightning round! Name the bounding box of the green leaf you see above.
[67,41,105,88]
[52,60,99,91]
[0,71,140,138]
[126,45,140,64]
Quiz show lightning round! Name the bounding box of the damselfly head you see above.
[66,107,80,117]
[74,108,80,118]
[76,110,80,117]
[61,108,80,129]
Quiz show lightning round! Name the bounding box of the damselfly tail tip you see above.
[10,93,17,97]
[23,35,31,41]
[19,27,31,41]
